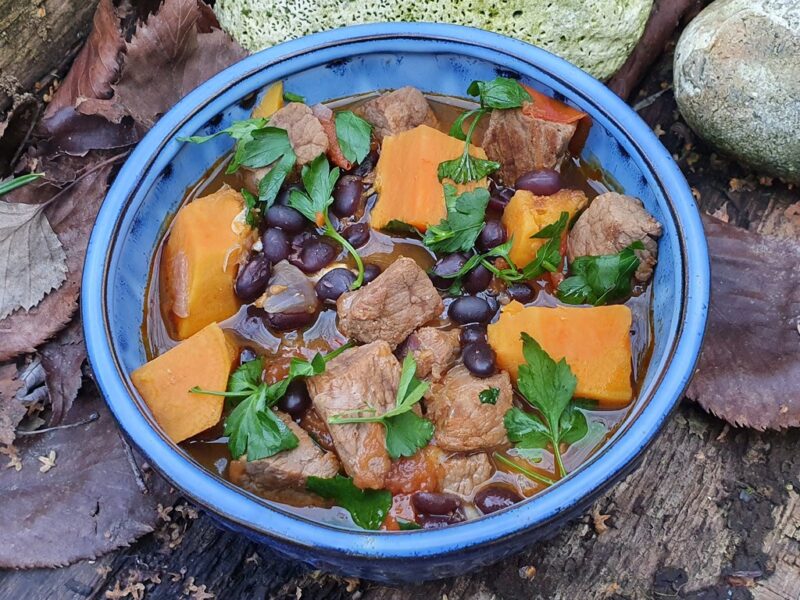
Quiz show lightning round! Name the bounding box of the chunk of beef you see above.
[439,452,494,496]
[269,102,328,165]
[356,86,439,141]
[229,413,340,506]
[567,192,663,282]
[425,365,513,452]
[307,341,400,489]
[337,257,444,349]
[482,108,576,184]
[400,327,460,381]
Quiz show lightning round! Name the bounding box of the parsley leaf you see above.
[191,343,353,461]
[306,475,392,530]
[428,238,514,292]
[384,220,422,236]
[423,185,490,253]
[335,111,372,164]
[178,117,268,144]
[283,91,306,103]
[228,127,295,174]
[437,146,500,184]
[467,77,532,110]
[519,211,569,280]
[327,354,433,459]
[479,387,500,405]
[288,154,365,288]
[557,241,643,306]
[504,333,587,478]
[241,188,261,228]
[397,518,422,530]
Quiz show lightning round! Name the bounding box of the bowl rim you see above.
[82,22,710,560]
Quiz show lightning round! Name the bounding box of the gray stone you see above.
[674,0,800,182]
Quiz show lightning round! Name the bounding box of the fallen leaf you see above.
[591,506,612,534]
[44,0,124,118]
[109,0,247,129]
[0,199,68,320]
[37,449,57,472]
[0,159,116,361]
[39,319,86,426]
[687,215,800,430]
[0,363,25,446]
[0,94,40,175]
[0,392,176,568]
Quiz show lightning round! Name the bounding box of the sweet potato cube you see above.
[372,125,488,232]
[501,189,588,267]
[252,81,284,120]
[487,302,634,407]
[161,187,250,340]
[131,323,237,443]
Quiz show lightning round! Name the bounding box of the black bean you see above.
[262,227,291,263]
[507,283,535,304]
[363,263,382,284]
[315,268,356,302]
[417,512,466,529]
[430,253,469,289]
[448,296,493,324]
[332,175,363,218]
[274,184,300,206]
[462,341,497,378]
[463,264,492,294]
[238,347,258,366]
[460,324,487,346]
[277,379,311,418]
[514,169,563,196]
[235,254,272,303]
[411,492,462,516]
[350,148,378,177]
[342,222,370,248]
[264,310,317,331]
[476,220,507,252]
[474,485,524,515]
[488,194,510,213]
[291,238,338,274]
[266,204,306,233]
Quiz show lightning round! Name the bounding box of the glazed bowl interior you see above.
[83,23,708,581]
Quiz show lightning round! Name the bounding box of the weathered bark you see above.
[0,0,99,114]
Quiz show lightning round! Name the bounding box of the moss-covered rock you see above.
[675,0,800,182]
[214,0,653,80]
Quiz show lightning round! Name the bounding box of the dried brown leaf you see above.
[0,160,116,361]
[0,392,176,568]
[0,94,40,175]
[687,215,800,430]
[0,363,25,446]
[0,199,68,320]
[39,320,86,426]
[43,0,125,119]
[111,0,247,129]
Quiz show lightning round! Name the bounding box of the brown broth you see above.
[141,92,654,530]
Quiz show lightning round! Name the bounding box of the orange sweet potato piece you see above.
[487,302,633,407]
[372,124,488,232]
[501,188,587,267]
[251,81,284,119]
[161,187,251,340]
[131,323,237,443]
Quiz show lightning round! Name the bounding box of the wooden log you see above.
[0,0,99,114]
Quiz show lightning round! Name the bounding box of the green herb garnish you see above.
[306,475,392,530]
[241,188,261,228]
[191,342,353,461]
[283,91,306,103]
[178,117,268,144]
[327,354,434,459]
[503,333,587,478]
[557,241,643,306]
[479,387,500,405]
[288,154,365,288]
[493,452,555,487]
[518,211,570,280]
[423,185,490,253]
[335,111,372,165]
[438,78,531,184]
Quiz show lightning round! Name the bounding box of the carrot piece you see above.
[131,323,238,443]
[161,187,251,340]
[521,84,587,124]
[487,302,634,407]
[372,125,488,232]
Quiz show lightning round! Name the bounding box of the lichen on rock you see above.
[674,0,800,182]
[214,0,653,80]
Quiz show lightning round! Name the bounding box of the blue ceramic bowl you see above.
[83,23,709,583]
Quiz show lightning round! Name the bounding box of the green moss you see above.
[215,0,652,80]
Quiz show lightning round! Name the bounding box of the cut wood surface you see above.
[2,17,799,600]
